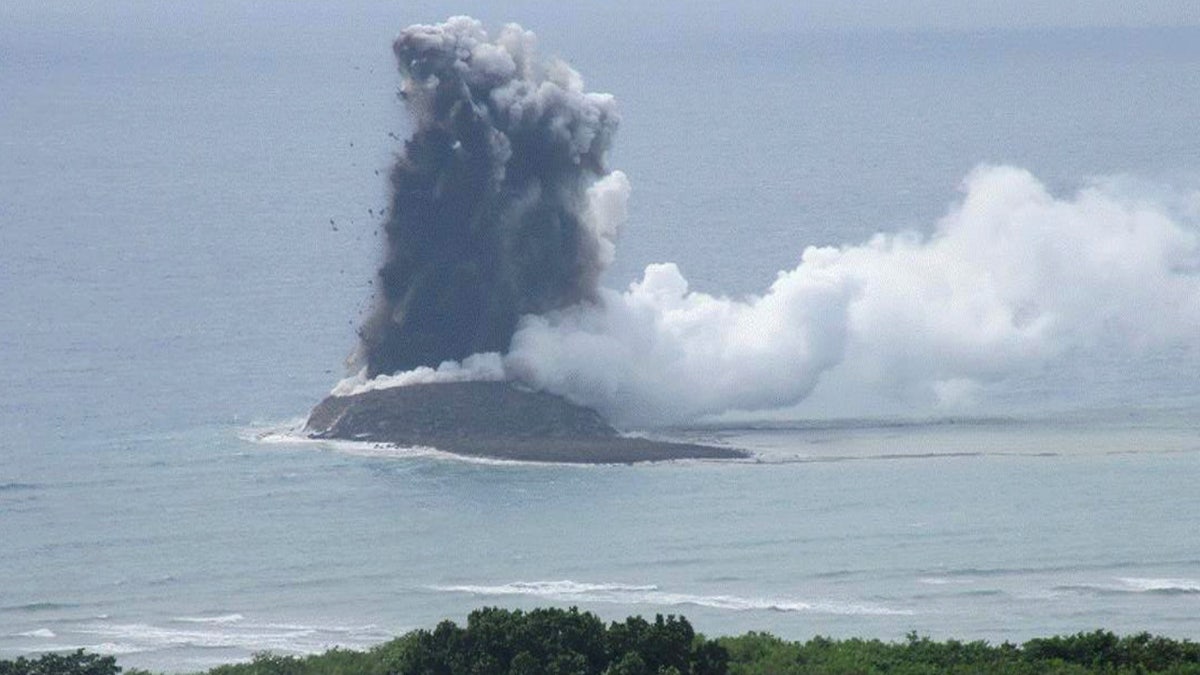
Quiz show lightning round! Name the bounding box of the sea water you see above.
[2,5,1199,671]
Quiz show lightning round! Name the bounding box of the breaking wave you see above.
[429,580,912,616]
[13,628,56,638]
[243,420,587,467]
[1055,577,1200,596]
[172,614,246,625]
[64,617,392,656]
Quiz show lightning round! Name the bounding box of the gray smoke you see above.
[357,17,623,377]
[342,18,1199,426]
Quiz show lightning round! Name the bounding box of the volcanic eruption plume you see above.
[357,17,627,378]
[342,17,1200,427]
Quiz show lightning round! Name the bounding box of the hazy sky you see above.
[4,0,1199,43]
[403,0,1200,32]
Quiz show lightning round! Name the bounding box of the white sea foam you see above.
[15,628,55,638]
[88,642,148,655]
[76,622,297,649]
[241,419,309,445]
[1013,589,1067,601]
[245,421,450,458]
[1053,577,1200,596]
[172,613,245,624]
[917,577,974,586]
[435,581,659,596]
[71,617,392,656]
[243,421,597,468]
[430,580,911,616]
[1116,577,1200,593]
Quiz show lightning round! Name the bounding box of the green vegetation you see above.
[719,630,1200,674]
[204,608,724,675]
[0,649,148,675]
[4,609,1200,674]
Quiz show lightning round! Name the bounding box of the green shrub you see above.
[6,613,1200,674]
[0,650,120,675]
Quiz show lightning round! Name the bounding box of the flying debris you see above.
[306,17,740,462]
[317,16,1200,434]
[354,16,624,378]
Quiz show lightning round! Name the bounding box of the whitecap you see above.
[73,617,392,657]
[433,580,659,596]
[430,579,911,616]
[1116,577,1200,593]
[917,577,973,586]
[172,613,245,624]
[244,424,591,468]
[88,642,148,655]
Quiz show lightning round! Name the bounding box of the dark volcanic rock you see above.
[305,381,747,464]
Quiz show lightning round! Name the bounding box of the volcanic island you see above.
[304,21,750,463]
[305,382,748,464]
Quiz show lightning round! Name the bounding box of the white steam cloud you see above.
[512,165,1200,423]
[341,164,1199,426]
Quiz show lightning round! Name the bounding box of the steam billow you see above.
[358,17,623,377]
[344,16,1200,427]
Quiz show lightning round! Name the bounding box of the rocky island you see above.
[302,23,752,465]
[305,381,748,464]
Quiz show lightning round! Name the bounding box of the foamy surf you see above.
[430,580,912,616]
[1116,577,1200,593]
[242,421,648,468]
[61,616,394,658]
[87,642,147,656]
[1053,577,1200,596]
[172,613,245,625]
[917,577,976,586]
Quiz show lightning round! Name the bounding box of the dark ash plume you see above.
[357,17,622,377]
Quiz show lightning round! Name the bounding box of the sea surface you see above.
[2,4,1199,671]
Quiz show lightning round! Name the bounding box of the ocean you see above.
[2,4,1198,671]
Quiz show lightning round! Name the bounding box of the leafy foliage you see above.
[0,650,123,675]
[194,608,725,675]
[719,629,1200,674]
[385,607,723,675]
[5,614,1200,674]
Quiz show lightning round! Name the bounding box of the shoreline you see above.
[305,381,749,464]
[10,611,1199,675]
[385,434,750,464]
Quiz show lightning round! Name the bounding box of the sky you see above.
[3,0,1199,47]
[409,0,1200,32]
[3,0,1198,422]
